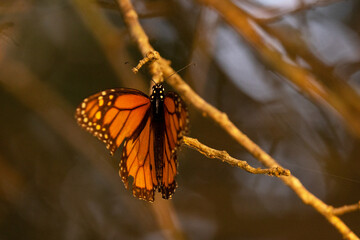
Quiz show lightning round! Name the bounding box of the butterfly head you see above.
[150,83,165,102]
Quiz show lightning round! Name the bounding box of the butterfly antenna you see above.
[164,63,196,81]
[150,78,157,85]
[151,63,195,86]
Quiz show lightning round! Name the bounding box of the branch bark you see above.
[332,201,360,216]
[183,137,290,176]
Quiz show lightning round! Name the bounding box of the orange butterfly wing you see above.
[75,88,150,155]
[159,92,188,199]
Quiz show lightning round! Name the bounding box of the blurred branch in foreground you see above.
[115,0,359,239]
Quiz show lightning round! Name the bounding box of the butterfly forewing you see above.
[75,88,150,155]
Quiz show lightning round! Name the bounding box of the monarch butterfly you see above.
[75,83,188,202]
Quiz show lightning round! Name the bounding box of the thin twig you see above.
[132,51,160,73]
[332,201,360,216]
[115,0,359,239]
[183,137,290,177]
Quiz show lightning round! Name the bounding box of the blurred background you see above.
[0,0,359,239]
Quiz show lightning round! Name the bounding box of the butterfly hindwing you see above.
[120,117,158,202]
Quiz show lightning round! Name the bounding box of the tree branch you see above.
[332,201,360,216]
[183,137,290,177]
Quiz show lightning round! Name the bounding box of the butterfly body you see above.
[76,83,188,202]
[150,85,166,181]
